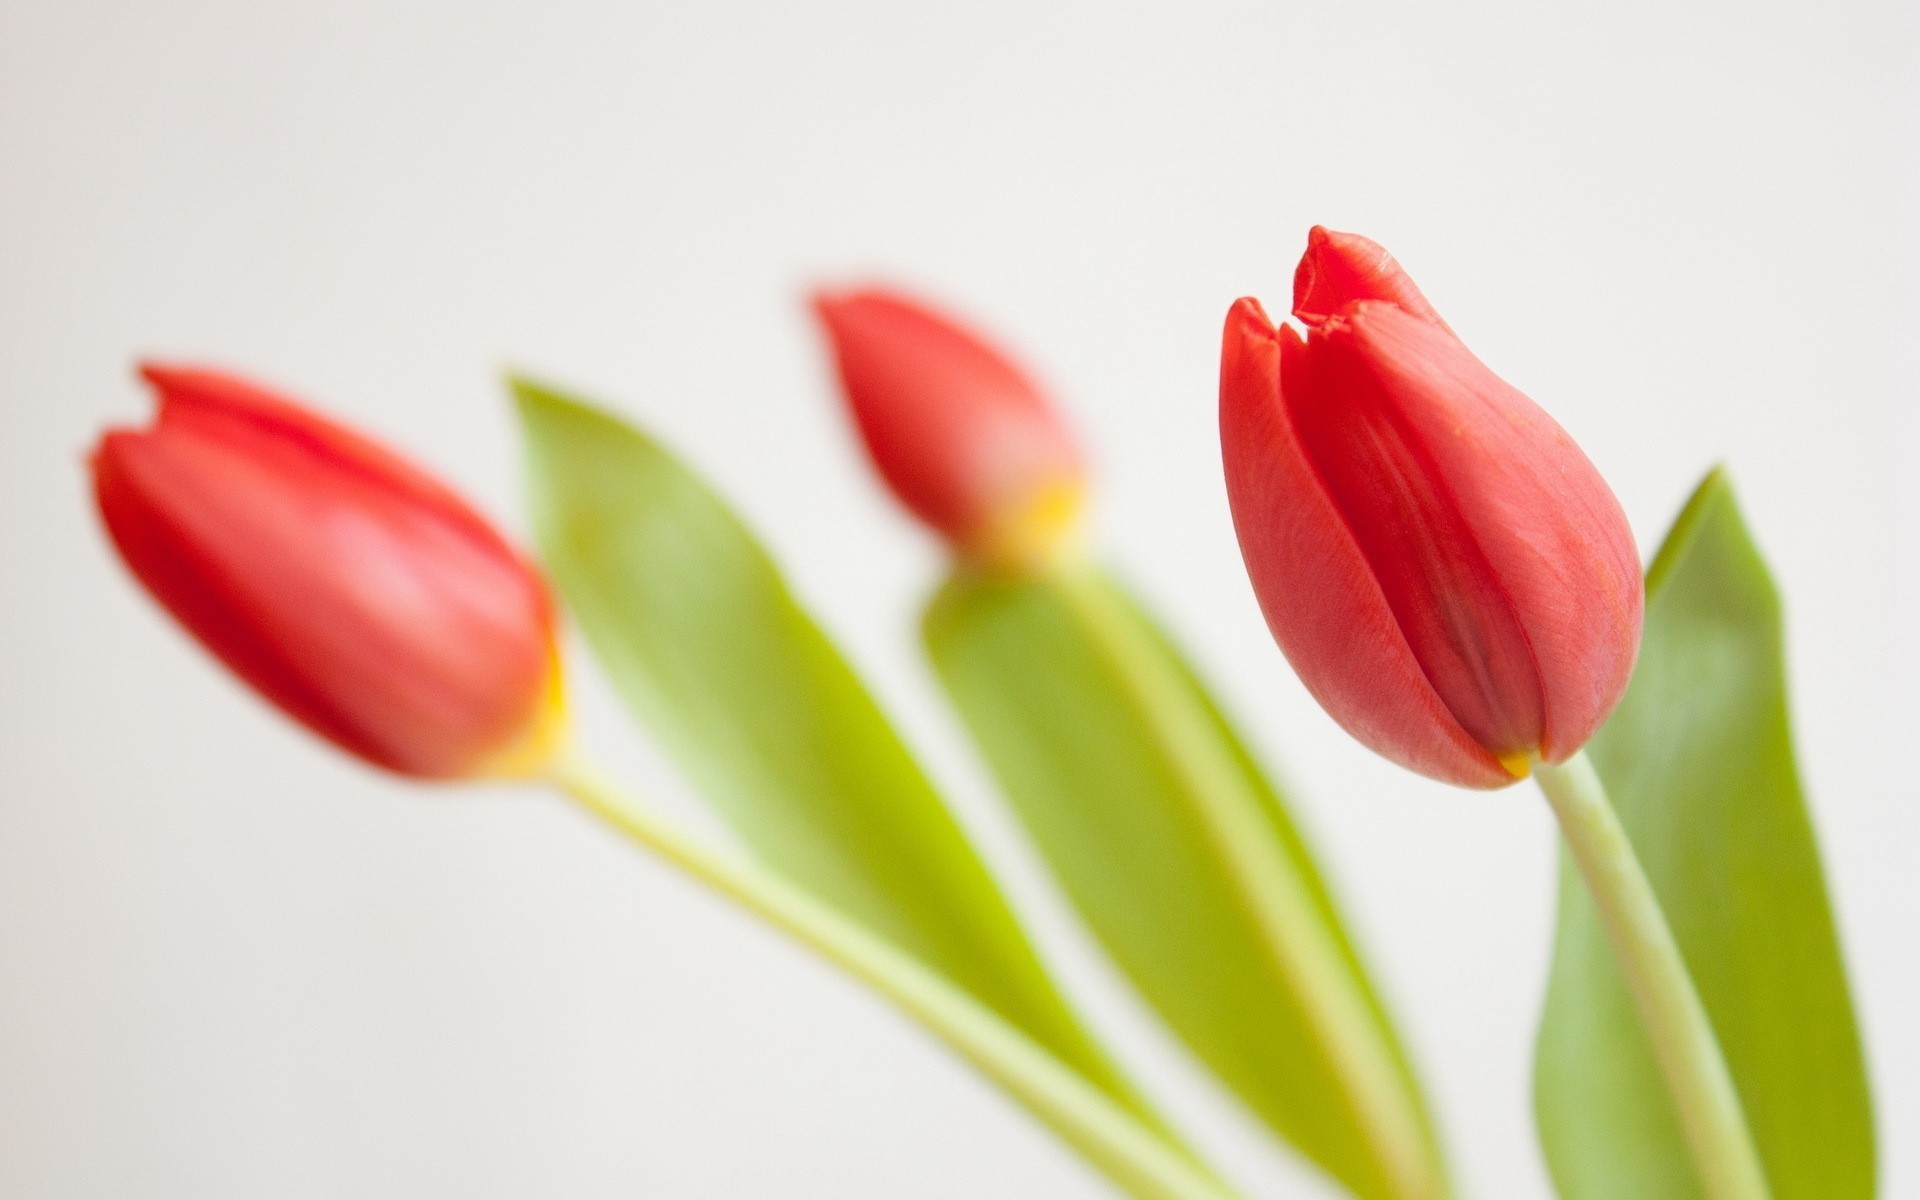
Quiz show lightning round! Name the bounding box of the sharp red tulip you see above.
[1220,228,1642,787]
[93,364,566,780]
[812,287,1086,569]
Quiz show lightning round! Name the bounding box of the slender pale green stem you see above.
[545,750,1238,1200]
[1052,566,1446,1200]
[1534,751,1771,1200]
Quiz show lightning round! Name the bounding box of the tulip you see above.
[1220,228,1642,787]
[93,364,566,780]
[812,288,1086,570]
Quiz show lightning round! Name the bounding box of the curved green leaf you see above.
[512,379,1161,1131]
[926,562,1448,1200]
[1535,468,1874,1199]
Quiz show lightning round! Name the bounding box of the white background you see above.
[2,1,1913,1196]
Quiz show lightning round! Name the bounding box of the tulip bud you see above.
[1220,229,1642,788]
[812,288,1086,570]
[93,364,567,781]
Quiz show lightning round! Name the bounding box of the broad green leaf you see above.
[1535,468,1874,1200]
[926,562,1448,1200]
[513,380,1159,1129]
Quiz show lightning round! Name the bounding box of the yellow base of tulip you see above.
[472,652,573,780]
[966,476,1088,576]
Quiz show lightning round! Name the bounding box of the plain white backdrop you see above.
[2,1,1914,1196]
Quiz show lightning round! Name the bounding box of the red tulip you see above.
[812,288,1086,569]
[93,364,566,780]
[1220,228,1642,787]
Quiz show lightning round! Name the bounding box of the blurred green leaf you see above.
[926,563,1448,1200]
[1535,468,1874,1199]
[513,380,1160,1128]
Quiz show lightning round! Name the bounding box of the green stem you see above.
[1534,751,1770,1200]
[1051,566,1446,1200]
[546,750,1238,1200]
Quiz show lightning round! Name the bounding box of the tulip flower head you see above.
[1220,229,1642,788]
[93,365,567,780]
[813,288,1086,571]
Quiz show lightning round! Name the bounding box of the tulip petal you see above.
[1220,298,1512,788]
[1329,307,1642,762]
[139,365,508,541]
[1293,306,1547,761]
[1291,227,1449,332]
[95,430,376,761]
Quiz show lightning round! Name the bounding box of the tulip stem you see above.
[1534,751,1771,1200]
[545,750,1239,1200]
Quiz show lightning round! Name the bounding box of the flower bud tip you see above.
[811,285,1086,571]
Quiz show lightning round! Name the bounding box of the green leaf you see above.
[512,379,1160,1130]
[1535,468,1875,1200]
[926,562,1449,1200]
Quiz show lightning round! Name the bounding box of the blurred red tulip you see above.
[93,364,565,780]
[812,288,1085,570]
[1220,228,1642,787]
